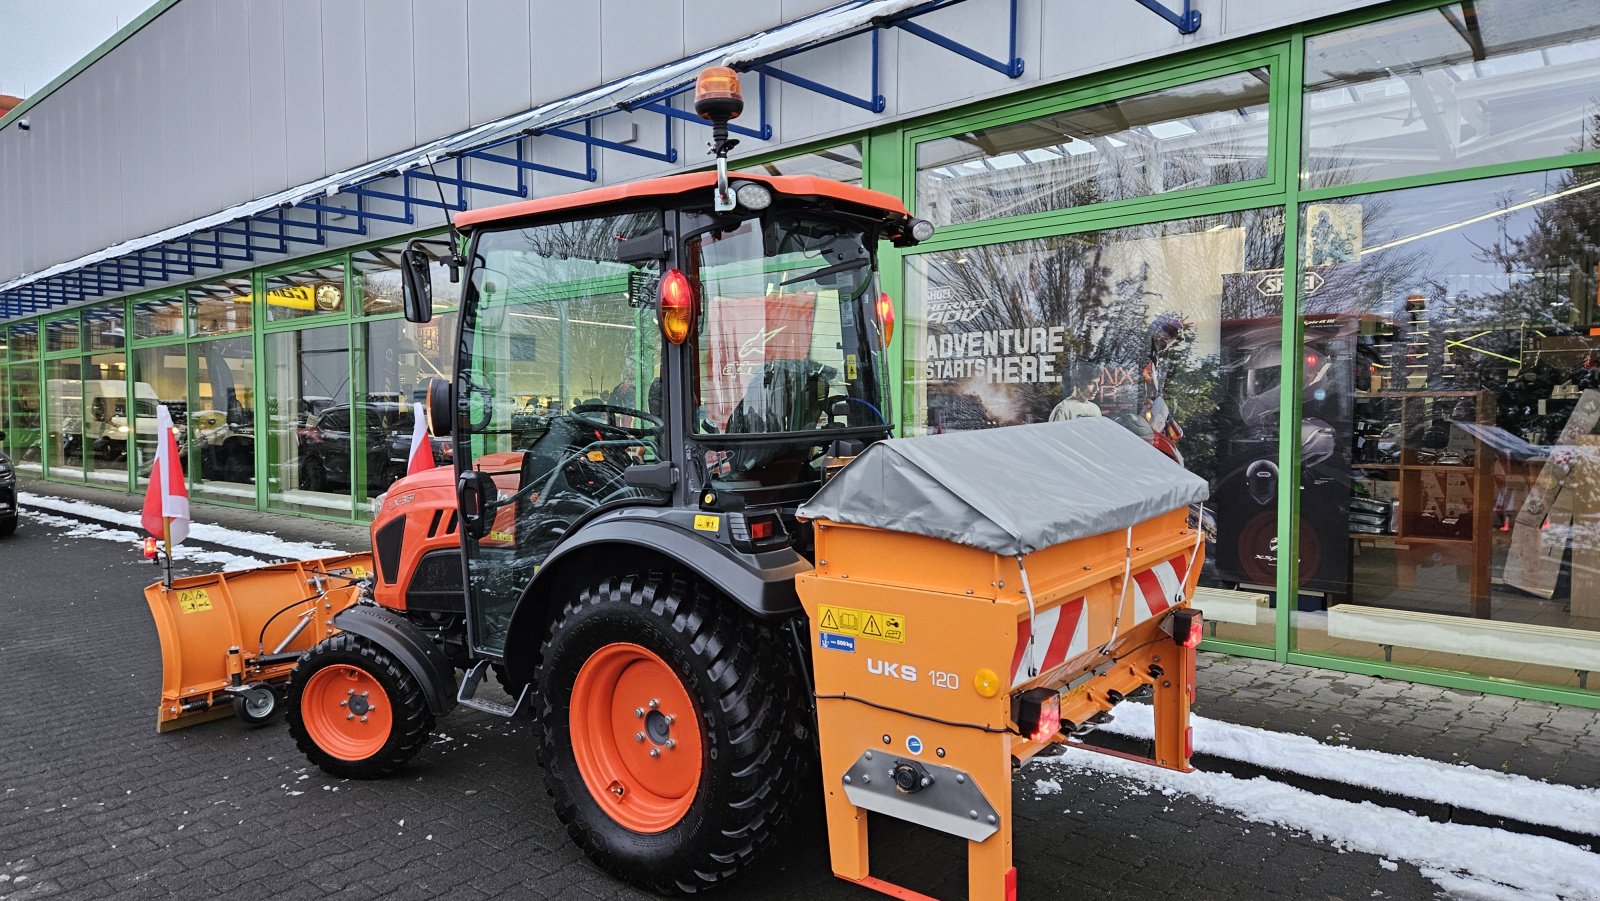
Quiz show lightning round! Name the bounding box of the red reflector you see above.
[749,520,773,540]
[1185,726,1194,761]
[1183,614,1203,648]
[142,537,158,559]
[1004,866,1017,901]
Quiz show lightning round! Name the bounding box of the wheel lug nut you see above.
[635,732,645,742]
[360,716,368,723]
[634,707,644,718]
[664,714,675,726]
[665,740,675,750]
[346,713,354,720]
[339,700,348,707]
[361,692,368,698]
[648,698,659,709]
[347,689,355,696]
[649,748,661,758]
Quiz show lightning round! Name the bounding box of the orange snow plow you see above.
[144,553,372,732]
[796,418,1206,900]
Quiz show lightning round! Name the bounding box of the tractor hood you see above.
[798,418,1208,557]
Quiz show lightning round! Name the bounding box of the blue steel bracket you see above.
[887,0,1024,78]
[464,134,598,185]
[1133,0,1202,34]
[540,116,677,165]
[631,79,773,142]
[749,29,885,113]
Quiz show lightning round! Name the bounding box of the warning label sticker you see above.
[817,604,905,644]
[178,588,213,614]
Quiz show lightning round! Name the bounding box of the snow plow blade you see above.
[144,554,372,732]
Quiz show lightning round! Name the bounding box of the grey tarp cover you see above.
[798,417,1209,557]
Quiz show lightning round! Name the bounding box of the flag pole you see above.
[163,515,174,589]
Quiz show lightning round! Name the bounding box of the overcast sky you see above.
[0,0,158,98]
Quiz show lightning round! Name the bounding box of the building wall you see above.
[0,0,1389,286]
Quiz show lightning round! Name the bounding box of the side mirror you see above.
[457,469,499,540]
[425,378,454,438]
[401,245,434,324]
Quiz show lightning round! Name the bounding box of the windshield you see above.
[690,213,890,441]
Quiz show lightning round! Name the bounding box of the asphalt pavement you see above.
[0,498,1555,900]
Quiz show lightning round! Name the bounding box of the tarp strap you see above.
[1016,554,1040,679]
[1181,506,1206,602]
[1098,526,1137,655]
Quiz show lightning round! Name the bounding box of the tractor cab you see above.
[397,73,930,663]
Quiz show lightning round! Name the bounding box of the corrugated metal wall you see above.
[0,0,1388,285]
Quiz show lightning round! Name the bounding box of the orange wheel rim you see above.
[301,665,393,761]
[569,642,703,833]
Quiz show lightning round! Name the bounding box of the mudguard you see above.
[332,604,458,715]
[499,514,811,686]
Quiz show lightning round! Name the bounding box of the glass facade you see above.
[2,1,1598,703]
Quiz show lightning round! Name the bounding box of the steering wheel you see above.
[824,394,885,426]
[569,402,663,437]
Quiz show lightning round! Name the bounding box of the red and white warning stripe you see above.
[1011,597,1086,688]
[1128,554,1190,626]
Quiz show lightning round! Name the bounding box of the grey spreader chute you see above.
[799,417,1209,557]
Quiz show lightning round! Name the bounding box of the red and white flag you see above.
[406,402,436,475]
[141,405,190,547]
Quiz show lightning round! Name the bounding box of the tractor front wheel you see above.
[536,573,810,895]
[287,633,434,779]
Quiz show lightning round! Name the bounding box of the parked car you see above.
[298,402,450,493]
[0,431,17,537]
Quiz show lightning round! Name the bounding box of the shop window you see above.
[266,324,352,516]
[133,345,188,488]
[903,207,1286,645]
[1291,165,1600,693]
[85,306,125,352]
[133,296,185,340]
[1304,0,1600,190]
[9,323,38,361]
[44,358,84,481]
[359,312,458,505]
[46,316,81,354]
[352,240,461,317]
[747,142,864,185]
[189,278,254,337]
[915,69,1271,227]
[264,264,347,323]
[81,350,131,486]
[188,337,257,504]
[7,363,40,472]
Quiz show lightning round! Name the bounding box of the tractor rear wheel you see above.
[536,572,810,895]
[286,633,434,779]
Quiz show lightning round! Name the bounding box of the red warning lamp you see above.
[659,269,695,345]
[875,292,896,350]
[142,536,159,560]
[1166,609,1203,649]
[1015,688,1061,744]
[693,66,744,122]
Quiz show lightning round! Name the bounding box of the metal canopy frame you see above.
[1134,0,1203,35]
[0,0,1036,322]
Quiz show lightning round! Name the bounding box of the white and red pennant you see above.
[1009,553,1190,687]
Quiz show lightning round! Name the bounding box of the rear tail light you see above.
[1015,688,1061,744]
[660,269,695,345]
[749,519,774,540]
[875,292,895,350]
[142,537,159,559]
[1166,609,1202,648]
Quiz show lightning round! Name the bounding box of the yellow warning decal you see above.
[818,604,904,644]
[178,588,213,614]
[694,514,721,533]
[845,354,859,380]
[349,565,368,578]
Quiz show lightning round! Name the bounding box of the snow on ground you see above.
[20,493,342,561]
[23,509,269,571]
[1096,701,1600,837]
[1034,750,1600,900]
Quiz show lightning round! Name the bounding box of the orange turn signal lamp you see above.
[875,292,896,349]
[659,269,695,344]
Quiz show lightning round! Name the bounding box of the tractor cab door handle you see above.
[457,470,499,540]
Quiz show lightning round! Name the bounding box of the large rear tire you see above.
[536,572,810,895]
[286,633,434,779]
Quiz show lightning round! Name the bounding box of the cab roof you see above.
[454,171,909,229]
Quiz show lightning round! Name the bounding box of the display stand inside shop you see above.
[1351,390,1495,617]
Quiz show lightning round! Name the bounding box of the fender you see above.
[499,513,811,687]
[332,604,458,715]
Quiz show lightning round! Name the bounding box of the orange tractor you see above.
[145,68,1208,900]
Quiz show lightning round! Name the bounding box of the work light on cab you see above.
[659,268,694,344]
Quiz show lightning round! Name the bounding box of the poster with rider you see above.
[701,293,817,430]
